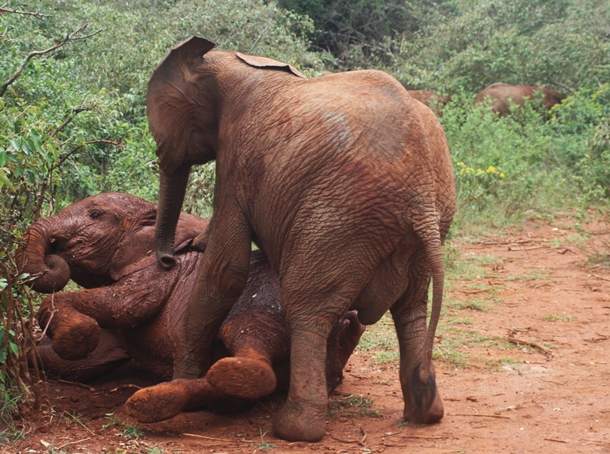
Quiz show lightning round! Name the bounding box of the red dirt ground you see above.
[3,217,610,453]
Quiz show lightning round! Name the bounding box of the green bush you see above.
[440,94,575,227]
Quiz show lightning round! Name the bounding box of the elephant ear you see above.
[147,36,216,174]
[235,52,306,79]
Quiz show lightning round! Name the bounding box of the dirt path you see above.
[4,218,610,453]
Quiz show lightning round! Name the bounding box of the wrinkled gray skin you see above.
[17,193,364,416]
[149,36,456,441]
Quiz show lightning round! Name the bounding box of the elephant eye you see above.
[90,211,100,219]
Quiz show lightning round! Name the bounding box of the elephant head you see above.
[17,192,205,293]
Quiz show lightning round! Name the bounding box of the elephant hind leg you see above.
[37,296,101,361]
[390,252,444,425]
[408,361,443,424]
[35,330,129,382]
[51,310,101,360]
[207,309,289,400]
[126,377,246,423]
[206,352,276,399]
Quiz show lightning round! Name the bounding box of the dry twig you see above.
[545,438,568,444]
[590,273,610,282]
[53,378,96,393]
[508,335,554,357]
[450,413,511,419]
[182,433,255,443]
[56,437,93,450]
[108,383,141,393]
[327,433,365,446]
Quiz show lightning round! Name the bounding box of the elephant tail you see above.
[415,218,445,383]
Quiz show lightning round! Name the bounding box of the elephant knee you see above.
[218,269,248,300]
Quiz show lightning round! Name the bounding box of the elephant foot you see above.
[206,356,276,399]
[405,363,444,424]
[272,398,327,442]
[126,378,209,423]
[52,312,100,361]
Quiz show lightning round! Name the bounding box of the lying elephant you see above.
[474,82,566,116]
[17,192,364,421]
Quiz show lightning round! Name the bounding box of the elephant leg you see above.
[206,310,287,400]
[37,295,101,361]
[273,292,352,442]
[173,213,252,380]
[34,329,129,382]
[125,376,247,423]
[390,256,443,424]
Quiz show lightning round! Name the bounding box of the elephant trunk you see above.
[155,165,191,269]
[16,219,70,293]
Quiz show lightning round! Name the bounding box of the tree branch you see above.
[50,104,95,138]
[0,5,50,20]
[0,24,104,97]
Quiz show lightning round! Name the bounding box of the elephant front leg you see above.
[391,277,444,425]
[37,295,101,361]
[173,216,252,379]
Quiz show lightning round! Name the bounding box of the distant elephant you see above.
[148,37,455,441]
[407,90,451,116]
[17,193,364,422]
[474,83,566,116]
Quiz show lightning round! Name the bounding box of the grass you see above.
[122,423,144,439]
[452,299,492,312]
[62,411,90,429]
[0,384,25,442]
[445,316,474,325]
[541,314,577,322]
[101,413,121,430]
[505,271,555,282]
[253,429,277,451]
[357,313,399,365]
[355,246,519,370]
[328,395,383,418]
[145,448,165,454]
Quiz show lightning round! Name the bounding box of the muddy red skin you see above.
[407,90,451,116]
[474,83,566,116]
[149,37,455,441]
[18,193,365,419]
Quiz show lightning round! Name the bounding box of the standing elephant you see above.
[474,83,566,116]
[407,90,451,116]
[17,193,364,421]
[148,36,456,441]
